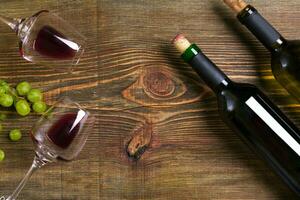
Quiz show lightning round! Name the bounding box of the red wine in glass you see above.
[0,11,85,68]
[47,113,81,149]
[34,25,78,60]
[1,98,94,200]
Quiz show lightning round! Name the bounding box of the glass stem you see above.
[6,156,47,200]
[0,15,22,32]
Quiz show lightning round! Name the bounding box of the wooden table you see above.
[1,0,300,199]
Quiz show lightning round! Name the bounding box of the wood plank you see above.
[99,0,300,199]
[0,0,99,199]
[1,0,300,199]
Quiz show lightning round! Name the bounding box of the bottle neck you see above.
[237,5,286,53]
[181,44,231,93]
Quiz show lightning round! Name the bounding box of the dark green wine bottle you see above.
[173,34,300,196]
[231,2,300,102]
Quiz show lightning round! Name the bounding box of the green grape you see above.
[0,113,5,121]
[10,88,18,102]
[0,149,4,161]
[15,100,31,116]
[32,101,47,113]
[0,86,6,95]
[27,89,43,103]
[10,87,16,94]
[0,81,10,92]
[9,129,22,141]
[2,85,10,93]
[0,94,13,107]
[0,80,7,86]
[16,81,31,96]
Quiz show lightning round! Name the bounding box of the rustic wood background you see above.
[1,0,300,199]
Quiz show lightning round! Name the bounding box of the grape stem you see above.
[7,87,25,102]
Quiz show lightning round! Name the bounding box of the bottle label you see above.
[246,96,300,156]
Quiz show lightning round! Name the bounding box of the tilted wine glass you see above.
[1,97,94,200]
[0,10,85,68]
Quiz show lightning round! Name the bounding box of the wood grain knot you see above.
[126,122,153,160]
[122,66,211,108]
[143,71,175,98]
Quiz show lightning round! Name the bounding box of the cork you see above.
[172,34,191,54]
[223,0,248,13]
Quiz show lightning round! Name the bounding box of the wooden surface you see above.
[1,0,300,199]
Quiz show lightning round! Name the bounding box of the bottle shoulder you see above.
[217,82,258,99]
[271,41,300,71]
[216,82,259,115]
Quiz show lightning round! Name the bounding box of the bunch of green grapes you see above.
[0,80,47,116]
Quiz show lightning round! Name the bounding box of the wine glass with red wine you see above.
[0,98,94,200]
[0,10,85,68]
